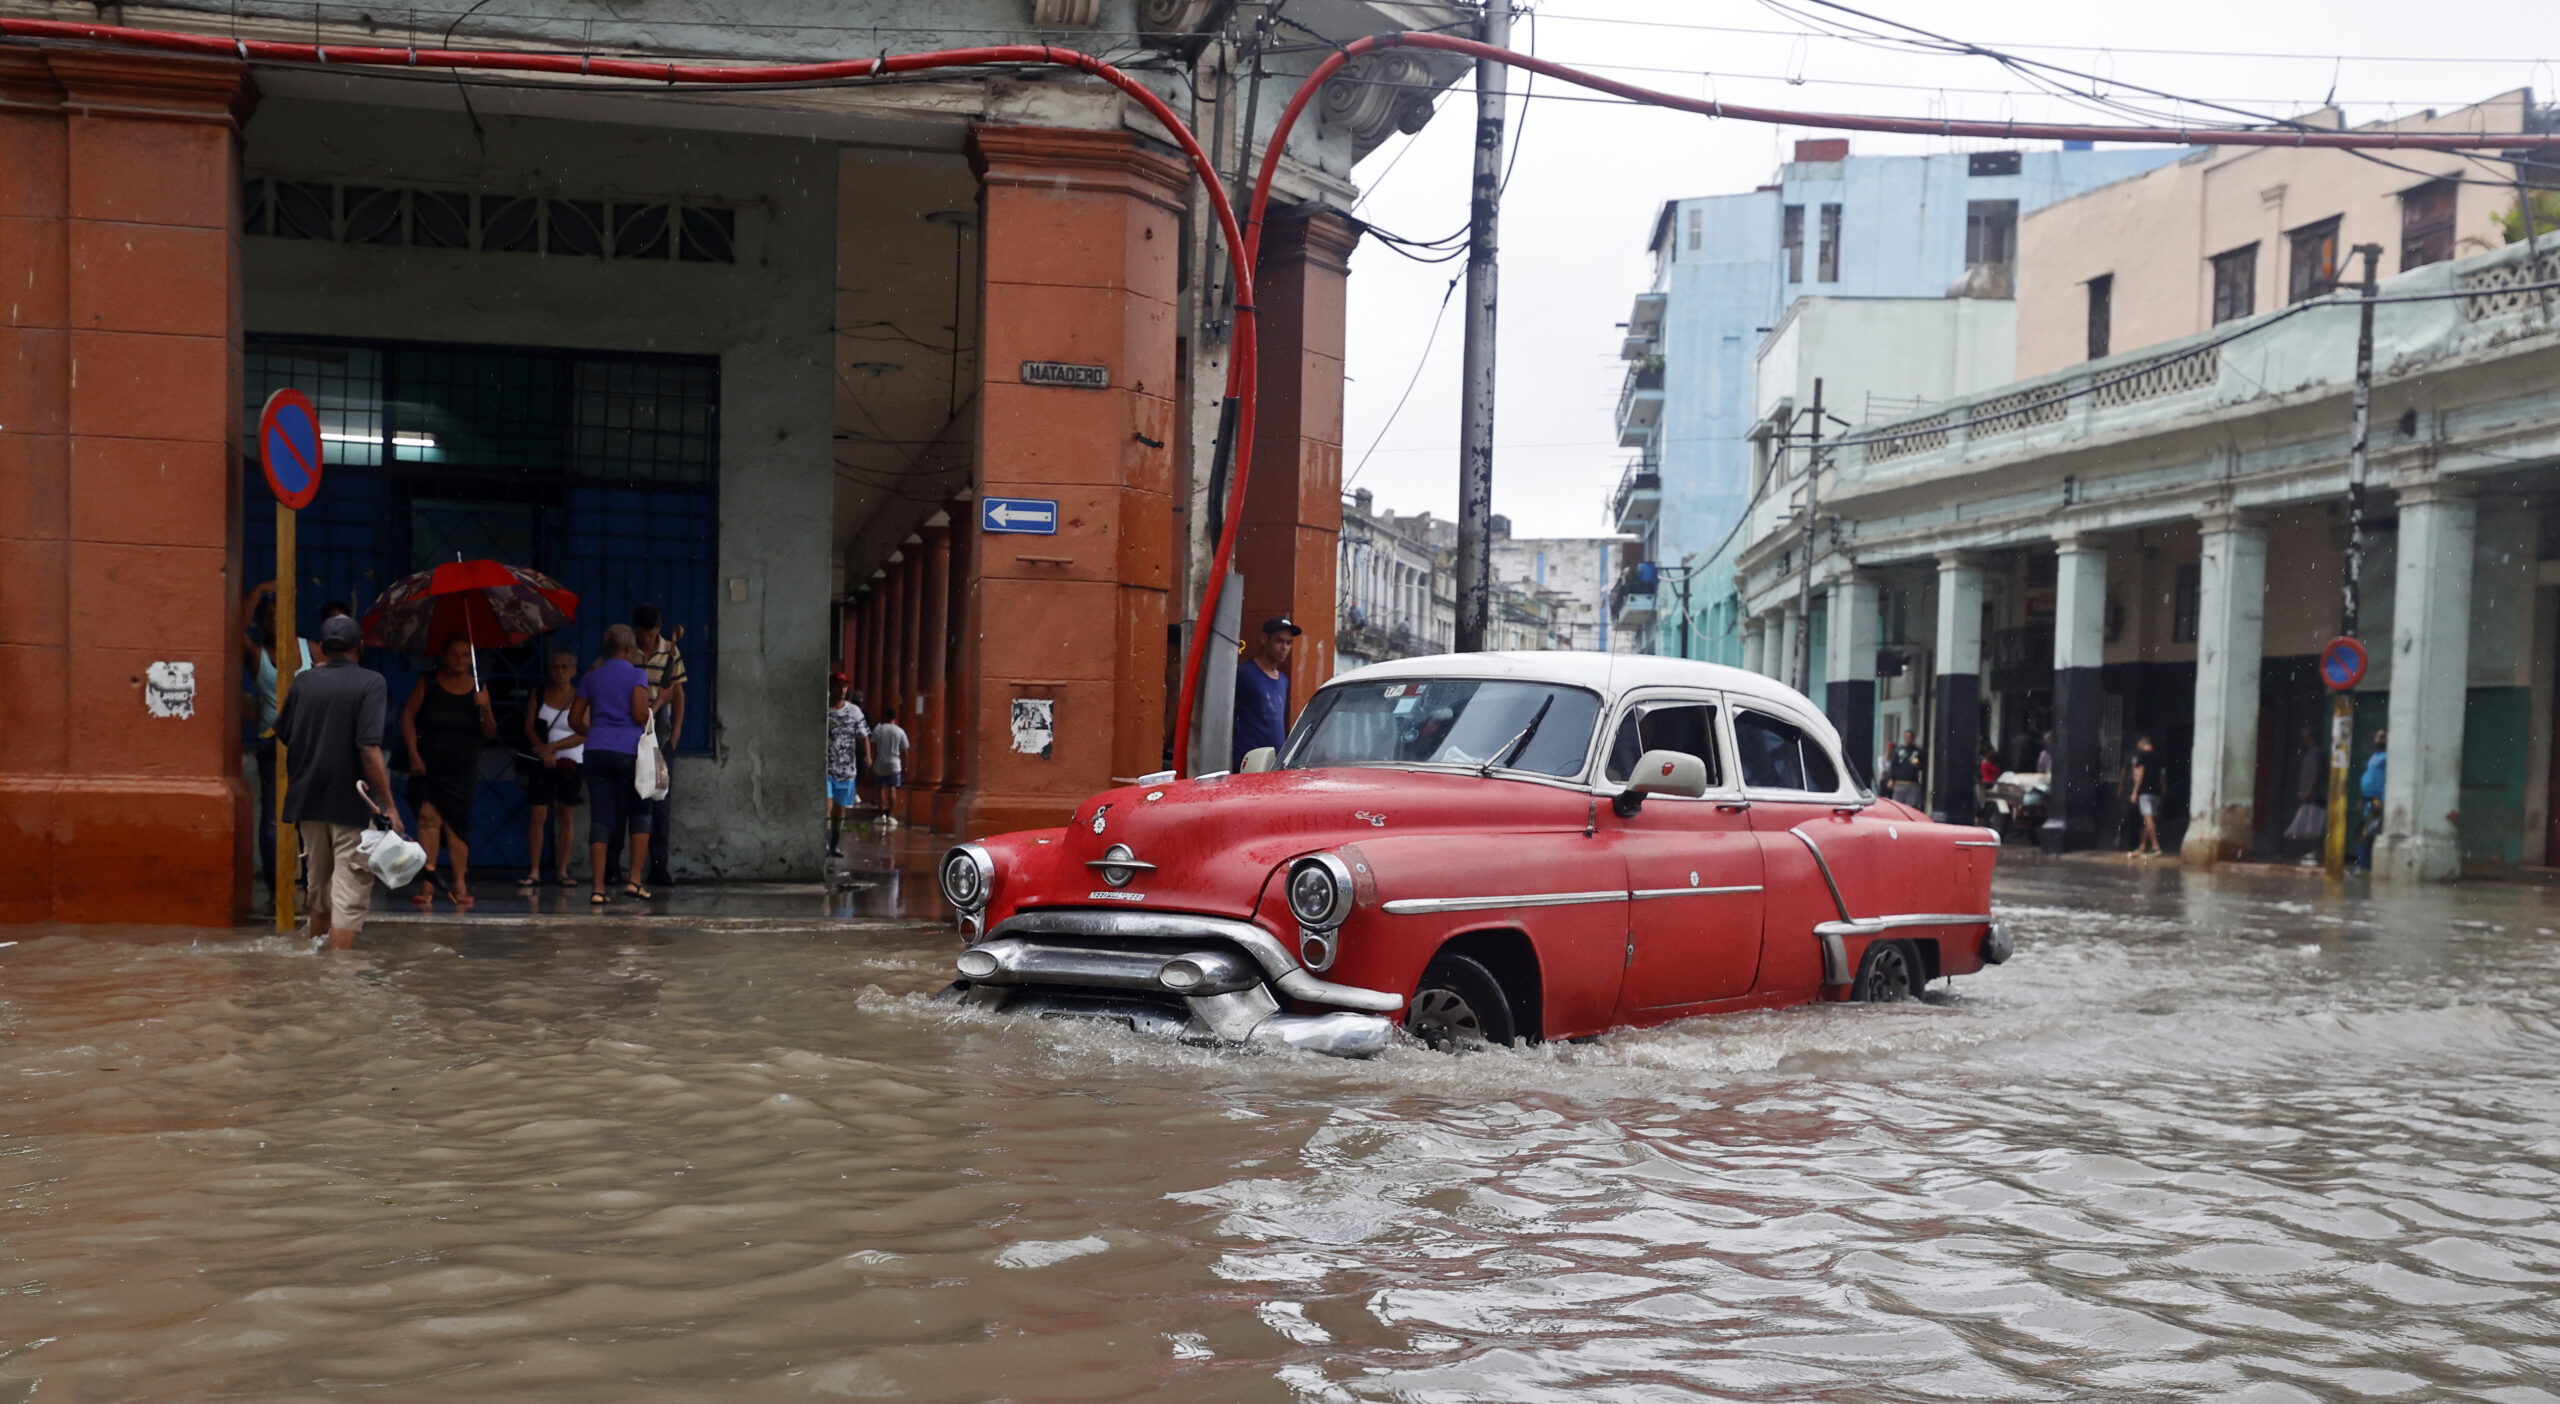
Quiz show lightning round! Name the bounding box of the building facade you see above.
[0,1,1468,925]
[1727,231,2560,878]
[2016,94,2532,377]
[1335,493,1619,669]
[1613,139,2191,654]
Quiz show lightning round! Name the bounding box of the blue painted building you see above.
[1610,140,2189,657]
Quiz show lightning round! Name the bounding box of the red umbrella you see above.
[362,560,579,676]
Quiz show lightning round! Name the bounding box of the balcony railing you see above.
[1616,364,1665,428]
[1611,462,1662,527]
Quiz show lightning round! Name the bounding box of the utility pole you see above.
[1453,0,1508,653]
[1789,377,1825,694]
[2324,243,2384,880]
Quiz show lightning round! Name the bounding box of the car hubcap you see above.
[1869,948,1912,1001]
[1407,988,1484,1048]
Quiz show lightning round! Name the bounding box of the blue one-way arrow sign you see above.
[982,497,1059,535]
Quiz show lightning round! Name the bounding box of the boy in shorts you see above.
[824,674,868,858]
[871,707,910,831]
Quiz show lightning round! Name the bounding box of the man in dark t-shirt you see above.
[275,615,402,947]
[1232,616,1301,772]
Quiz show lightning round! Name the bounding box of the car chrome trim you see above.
[1952,840,2001,849]
[1083,856,1161,872]
[985,910,1404,1014]
[1381,889,1625,915]
[1812,913,1997,935]
[1785,826,1855,924]
[1630,884,1763,900]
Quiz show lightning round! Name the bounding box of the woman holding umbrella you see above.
[401,633,496,907]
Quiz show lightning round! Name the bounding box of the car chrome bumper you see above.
[950,909,1404,1058]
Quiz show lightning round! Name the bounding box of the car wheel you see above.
[1405,953,1518,1051]
[1851,940,1918,1002]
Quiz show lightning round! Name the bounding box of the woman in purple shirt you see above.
[571,623,656,904]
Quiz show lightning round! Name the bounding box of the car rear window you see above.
[1735,709,1840,792]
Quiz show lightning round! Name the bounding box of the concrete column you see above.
[965,126,1184,832]
[2046,534,2109,852]
[2182,511,2269,865]
[898,538,925,751]
[1741,619,1767,676]
[932,508,973,832]
[1239,211,1358,717]
[2378,480,2478,881]
[1932,555,1986,821]
[0,49,254,926]
[1824,577,1880,783]
[1777,605,1801,689]
[908,520,951,824]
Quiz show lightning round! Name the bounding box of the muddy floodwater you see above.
[7,862,2560,1401]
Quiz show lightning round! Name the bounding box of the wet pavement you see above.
[7,846,2560,1401]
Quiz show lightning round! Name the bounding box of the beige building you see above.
[2016,92,2529,376]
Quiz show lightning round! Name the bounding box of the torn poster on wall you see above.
[1010,699,1055,758]
[145,662,197,719]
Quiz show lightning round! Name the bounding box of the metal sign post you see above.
[258,388,323,933]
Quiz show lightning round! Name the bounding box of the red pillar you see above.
[934,507,974,832]
[880,557,906,767]
[908,521,951,825]
[860,580,885,716]
[0,49,254,926]
[963,126,1183,834]
[1238,211,1358,719]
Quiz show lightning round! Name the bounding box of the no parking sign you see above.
[258,388,323,510]
[2320,636,2367,691]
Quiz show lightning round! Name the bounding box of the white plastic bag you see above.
[634,730,670,800]
[359,826,427,889]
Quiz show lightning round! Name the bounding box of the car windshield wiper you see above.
[1481,695,1556,777]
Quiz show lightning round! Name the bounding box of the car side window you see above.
[1734,709,1841,793]
[1603,702,1724,787]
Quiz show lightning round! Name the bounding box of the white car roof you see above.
[1327,651,1839,739]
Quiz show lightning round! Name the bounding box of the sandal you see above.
[624,883,654,901]
[452,893,476,910]
[410,889,435,908]
[517,873,541,888]
[590,891,610,905]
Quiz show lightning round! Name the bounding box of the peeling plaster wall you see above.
[243,96,836,878]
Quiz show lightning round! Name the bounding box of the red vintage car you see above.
[938,653,2009,1057]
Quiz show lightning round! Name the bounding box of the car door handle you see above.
[1716,800,1752,813]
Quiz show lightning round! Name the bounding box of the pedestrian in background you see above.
[634,604,687,888]
[1232,616,1301,771]
[870,707,910,829]
[1886,730,1925,808]
[825,673,869,858]
[400,633,495,909]
[574,624,656,904]
[2357,729,2389,871]
[240,587,350,912]
[2283,722,2327,862]
[520,649,586,888]
[1976,746,2003,826]
[274,615,404,949]
[2127,735,2164,858]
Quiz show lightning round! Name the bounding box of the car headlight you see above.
[940,843,993,912]
[1286,853,1353,929]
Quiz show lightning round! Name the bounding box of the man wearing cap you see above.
[1233,616,1302,772]
[273,615,404,949]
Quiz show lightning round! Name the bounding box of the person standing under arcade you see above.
[1232,617,1301,772]
[633,604,687,888]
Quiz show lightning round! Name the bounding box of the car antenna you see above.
[1481,694,1556,778]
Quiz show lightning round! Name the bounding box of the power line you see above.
[1347,275,1462,488]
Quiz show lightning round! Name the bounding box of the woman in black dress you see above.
[401,633,496,908]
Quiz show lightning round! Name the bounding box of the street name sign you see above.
[983,497,1060,535]
[1021,361,1109,389]
[258,387,323,510]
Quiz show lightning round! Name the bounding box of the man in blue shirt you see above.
[1232,616,1301,771]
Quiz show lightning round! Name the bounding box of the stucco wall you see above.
[242,95,837,878]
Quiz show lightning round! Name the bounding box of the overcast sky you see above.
[1338,0,2560,539]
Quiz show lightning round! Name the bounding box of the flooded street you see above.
[8,859,2560,1401]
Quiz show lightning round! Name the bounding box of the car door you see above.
[1600,691,1769,1013]
[1733,702,1885,991]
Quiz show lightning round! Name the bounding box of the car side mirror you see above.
[1612,748,1709,817]
[1239,747,1277,774]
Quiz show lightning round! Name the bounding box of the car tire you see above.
[1405,953,1518,1051]
[1851,940,1918,1003]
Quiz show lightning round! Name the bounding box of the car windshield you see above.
[1283,679,1602,777]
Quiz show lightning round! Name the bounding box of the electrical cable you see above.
[1345,274,1462,489]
